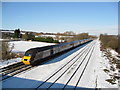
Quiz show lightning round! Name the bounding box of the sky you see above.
[2,2,118,35]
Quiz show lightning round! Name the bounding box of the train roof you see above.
[26,45,56,52]
[25,39,91,53]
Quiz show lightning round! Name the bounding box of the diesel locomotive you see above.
[22,39,92,65]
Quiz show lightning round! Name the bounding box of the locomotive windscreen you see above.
[25,53,32,56]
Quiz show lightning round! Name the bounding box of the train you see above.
[22,39,92,66]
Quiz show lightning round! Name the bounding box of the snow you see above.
[0,39,9,41]
[110,49,118,56]
[109,49,119,60]
[37,35,74,38]
[0,39,4,41]
[38,35,56,38]
[9,41,55,53]
[2,39,118,88]
[0,58,22,68]
[1,31,14,33]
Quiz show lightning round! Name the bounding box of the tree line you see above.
[2,29,97,43]
[60,32,97,42]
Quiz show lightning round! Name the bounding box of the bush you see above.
[22,32,35,40]
[99,34,119,53]
[33,37,59,43]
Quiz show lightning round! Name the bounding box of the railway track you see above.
[34,40,96,89]
[1,65,32,81]
[0,62,23,72]
[0,62,33,81]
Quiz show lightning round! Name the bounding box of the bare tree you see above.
[1,41,15,61]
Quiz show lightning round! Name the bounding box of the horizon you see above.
[2,2,118,35]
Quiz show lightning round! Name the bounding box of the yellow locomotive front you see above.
[22,53,32,65]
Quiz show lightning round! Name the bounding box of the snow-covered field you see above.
[0,41,55,68]
[2,39,118,88]
[9,41,55,53]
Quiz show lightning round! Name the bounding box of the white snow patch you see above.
[0,39,4,41]
[109,49,119,59]
[0,58,22,68]
[110,49,118,56]
[0,39,9,41]
[9,41,55,53]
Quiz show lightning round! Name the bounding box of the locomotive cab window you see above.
[25,53,32,56]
